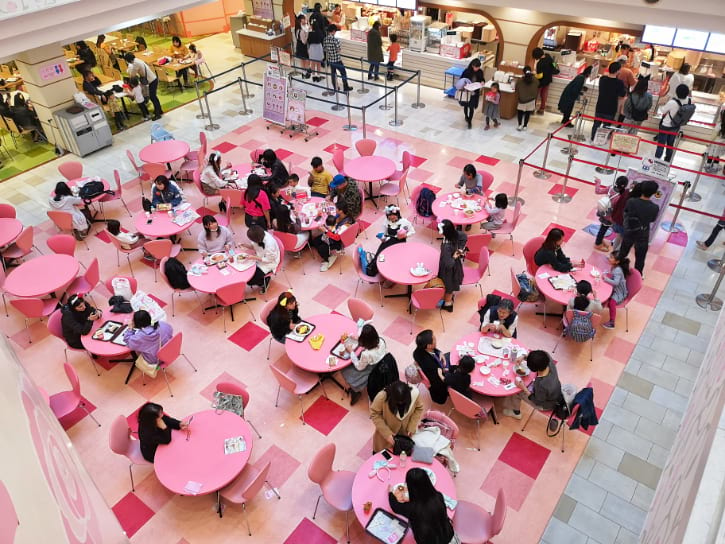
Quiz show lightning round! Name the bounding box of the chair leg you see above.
[561,422,566,453]
[275,384,281,407]
[182,353,197,372]
[345,509,350,544]
[162,368,173,397]
[86,352,101,376]
[439,309,445,332]
[121,197,132,216]
[299,395,306,424]
[80,402,102,427]
[410,308,416,335]
[312,494,323,519]
[266,337,272,360]
[264,480,281,499]
[243,300,256,321]
[475,419,481,451]
[129,463,136,492]
[625,306,629,333]
[247,418,262,439]
[24,318,31,344]
[590,338,594,362]
[354,280,360,298]
[521,406,537,432]
[171,291,176,317]
[552,333,562,353]
[217,491,223,518]
[243,502,251,535]
[193,289,205,314]
[2,293,7,317]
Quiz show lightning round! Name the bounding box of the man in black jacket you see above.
[618,180,660,274]
[533,47,557,115]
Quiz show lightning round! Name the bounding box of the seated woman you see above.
[566,280,603,313]
[309,200,354,272]
[455,163,483,195]
[266,183,289,229]
[534,228,579,272]
[389,467,457,544]
[372,204,415,262]
[61,294,101,349]
[266,291,301,343]
[480,298,518,338]
[151,175,183,207]
[275,203,309,247]
[259,149,290,188]
[413,329,449,405]
[340,324,388,405]
[443,355,475,398]
[106,219,147,250]
[49,181,90,239]
[370,380,424,453]
[243,174,271,229]
[241,225,281,293]
[123,309,173,367]
[197,215,234,256]
[502,350,562,425]
[137,402,188,463]
[200,151,237,195]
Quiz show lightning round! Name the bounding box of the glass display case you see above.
[426,22,447,54]
[409,15,430,52]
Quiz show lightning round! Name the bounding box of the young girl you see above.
[601,252,630,329]
[266,291,302,343]
[104,90,125,131]
[484,82,501,130]
[594,175,630,252]
[480,192,508,230]
[125,76,149,121]
[188,44,203,78]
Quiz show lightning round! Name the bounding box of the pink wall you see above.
[178,0,245,37]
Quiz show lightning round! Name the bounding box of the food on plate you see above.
[93,331,104,339]
[210,253,226,263]
[464,209,475,216]
[515,366,528,376]
[490,339,503,349]
[295,324,310,335]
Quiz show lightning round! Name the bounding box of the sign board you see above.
[252,0,273,20]
[270,47,279,63]
[593,127,613,148]
[611,133,641,155]
[278,49,291,67]
[627,167,676,241]
[641,157,670,180]
[0,0,80,21]
[286,88,306,125]
[39,62,69,81]
[263,71,287,126]
[282,14,291,30]
[556,64,579,79]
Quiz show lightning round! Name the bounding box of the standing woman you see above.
[266,291,301,342]
[558,65,592,127]
[515,66,539,131]
[459,58,483,129]
[307,3,327,82]
[295,14,311,78]
[622,78,653,135]
[366,21,384,81]
[49,181,91,239]
[370,380,424,453]
[243,225,281,293]
[137,402,188,463]
[123,310,173,368]
[437,219,467,312]
[341,324,388,405]
[243,174,272,229]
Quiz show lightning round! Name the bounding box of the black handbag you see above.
[392,434,415,456]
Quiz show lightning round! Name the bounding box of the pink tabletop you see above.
[187,258,256,294]
[432,192,488,226]
[81,309,133,358]
[449,332,535,397]
[292,197,333,231]
[377,242,440,286]
[5,254,79,297]
[155,409,253,495]
[344,156,396,182]
[134,209,194,238]
[351,453,456,542]
[139,140,190,165]
[285,313,357,373]
[535,263,613,306]
[0,218,22,247]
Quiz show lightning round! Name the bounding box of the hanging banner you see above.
[263,71,287,126]
[626,167,676,241]
[286,88,307,125]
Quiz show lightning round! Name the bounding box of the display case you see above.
[409,15,430,52]
[426,22,447,54]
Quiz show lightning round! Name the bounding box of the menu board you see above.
[263,69,287,126]
[673,28,708,51]
[252,0,273,20]
[706,33,725,54]
[641,25,676,47]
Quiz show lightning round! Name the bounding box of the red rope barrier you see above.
[578,113,677,135]
[668,204,722,220]
[520,161,595,186]
[521,137,550,162]
[571,156,627,172]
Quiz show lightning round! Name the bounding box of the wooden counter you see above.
[237,29,290,59]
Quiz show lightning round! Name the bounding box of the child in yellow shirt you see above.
[308,156,333,197]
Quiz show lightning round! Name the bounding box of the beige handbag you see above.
[134,354,159,378]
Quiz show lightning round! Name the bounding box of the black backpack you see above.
[415,188,436,218]
[79,180,107,200]
[164,257,191,289]
[367,352,398,402]
[669,98,696,127]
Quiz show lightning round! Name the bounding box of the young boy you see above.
[308,156,333,197]
[386,34,400,81]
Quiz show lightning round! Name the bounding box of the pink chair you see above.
[465,233,492,265]
[259,235,285,296]
[47,233,81,265]
[215,196,233,232]
[447,388,496,451]
[143,239,181,282]
[453,489,507,543]
[0,203,16,218]
[109,415,152,491]
[2,226,37,263]
[378,169,408,207]
[184,131,208,162]
[522,236,545,276]
[0,480,19,543]
[192,169,213,206]
[0,265,9,317]
[332,149,345,173]
[420,409,459,450]
[461,247,489,297]
[488,201,522,256]
[220,188,244,212]
[218,461,279,527]
[216,382,262,438]
[409,185,437,243]
[49,362,101,427]
[307,443,355,544]
[108,232,143,277]
[66,257,100,305]
[10,297,57,343]
[334,223,360,276]
[617,269,642,332]
[159,256,202,317]
[270,357,325,424]
[47,210,89,251]
[58,161,83,181]
[521,392,570,453]
[47,310,100,375]
[480,170,494,194]
[98,170,131,217]
[410,287,445,334]
[104,276,138,296]
[144,332,198,397]
[389,150,412,181]
[215,282,256,333]
[553,309,601,361]
[250,148,264,165]
[347,297,374,322]
[355,138,377,156]
[126,149,151,196]
[260,298,282,360]
[352,244,383,306]
[275,231,310,284]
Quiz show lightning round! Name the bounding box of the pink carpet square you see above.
[408,168,434,182]
[128,371,176,399]
[541,223,576,243]
[667,230,688,246]
[228,321,269,351]
[420,182,442,194]
[588,378,615,408]
[409,154,427,167]
[312,285,350,309]
[198,372,248,402]
[494,181,517,195]
[307,116,329,127]
[134,472,175,512]
[481,460,536,511]
[213,141,237,154]
[498,433,551,479]
[239,138,265,150]
[357,437,374,459]
[301,396,349,435]
[58,397,98,430]
[476,155,501,166]
[382,315,418,347]
[603,337,635,364]
[194,206,217,223]
[323,143,349,154]
[284,518,337,544]
[652,256,678,275]
[112,492,155,538]
[9,322,50,348]
[275,148,294,160]
[547,184,579,198]
[253,445,302,489]
[95,230,111,244]
[447,156,473,169]
[635,285,662,307]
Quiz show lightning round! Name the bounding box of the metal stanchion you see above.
[322,66,335,97]
[508,159,526,207]
[572,103,587,142]
[707,247,725,272]
[362,108,367,138]
[411,70,425,109]
[342,92,357,131]
[289,55,302,78]
[357,58,369,95]
[379,77,392,110]
[695,261,724,311]
[533,133,553,179]
[595,149,615,174]
[552,154,574,203]
[237,78,253,115]
[203,93,219,130]
[560,133,578,156]
[194,81,208,119]
[686,152,707,202]
[660,181,691,233]
[389,87,403,127]
[331,87,345,111]
[241,64,254,98]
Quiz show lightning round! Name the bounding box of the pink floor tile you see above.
[58,396,98,430]
[476,155,501,166]
[112,492,155,538]
[667,230,688,246]
[228,321,269,351]
[275,148,294,160]
[307,116,330,127]
[588,378,615,407]
[498,433,551,480]
[382,315,417,346]
[635,285,663,307]
[312,285,350,309]
[198,372,248,402]
[302,396,349,435]
[128,371,176,399]
[652,255,678,275]
[494,181,517,195]
[232,125,251,134]
[603,337,636,364]
[408,168,434,182]
[134,472,175,512]
[9,321,49,347]
[409,154,427,167]
[547,184,579,198]
[95,230,111,244]
[253,444,302,489]
[419,182,442,194]
[481,459,536,511]
[447,156,473,169]
[357,437,374,459]
[541,222,576,243]
[323,143,349,154]
[213,141,237,154]
[239,138,265,150]
[284,518,337,544]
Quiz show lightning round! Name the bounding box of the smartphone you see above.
[185,415,194,426]
[381,449,392,461]
[146,217,153,224]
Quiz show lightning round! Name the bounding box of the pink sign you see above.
[40,62,68,81]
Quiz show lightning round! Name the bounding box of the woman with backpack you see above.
[594,175,630,252]
[437,219,467,312]
[340,324,388,405]
[622,78,653,135]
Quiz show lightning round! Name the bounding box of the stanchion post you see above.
[507,159,526,207]
[331,87,344,111]
[389,86,403,127]
[241,64,254,98]
[560,133,578,155]
[379,76,392,110]
[533,133,553,179]
[595,147,615,175]
[237,78,253,115]
[203,93,219,130]
[194,81,208,119]
[552,154,574,203]
[342,91,357,131]
[322,65,335,97]
[695,261,724,311]
[707,247,725,272]
[660,181,691,233]
[362,107,367,138]
[357,57,369,95]
[572,103,587,142]
[686,151,707,202]
[411,70,425,109]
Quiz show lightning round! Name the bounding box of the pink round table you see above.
[344,156,396,207]
[285,313,357,373]
[535,263,613,306]
[377,242,440,286]
[5,254,79,297]
[187,258,256,294]
[0,218,22,247]
[81,309,133,358]
[292,197,333,231]
[432,192,487,226]
[134,210,193,238]
[155,409,253,495]
[139,140,190,167]
[65,177,111,203]
[351,453,456,543]
[449,332,535,397]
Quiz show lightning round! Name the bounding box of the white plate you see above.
[410,267,429,277]
[514,365,531,377]
[294,323,311,335]
[479,366,491,375]
[208,252,226,264]
[490,339,503,349]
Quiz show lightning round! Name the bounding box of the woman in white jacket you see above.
[242,225,280,293]
[341,324,388,405]
[49,181,90,238]
[200,151,237,195]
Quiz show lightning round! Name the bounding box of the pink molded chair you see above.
[461,247,489,297]
[521,388,571,453]
[192,168,214,207]
[352,244,383,306]
[270,357,325,424]
[275,231,310,284]
[347,297,374,323]
[49,362,101,427]
[0,203,16,218]
[409,185,437,243]
[553,309,601,361]
[480,170,494,194]
[104,276,138,296]
[220,188,244,212]
[218,461,279,527]
[215,282,256,333]
[453,488,507,543]
[250,148,264,165]
[108,232,143,277]
[47,210,89,250]
[143,239,181,282]
[307,443,355,544]
[378,169,408,207]
[447,389,496,451]
[0,480,19,542]
[465,233,492,265]
[47,233,80,262]
[618,269,642,332]
[216,382,262,438]
[66,257,100,305]
[98,169,131,217]
[259,298,280,360]
[159,257,201,317]
[10,297,57,344]
[2,226,37,263]
[127,149,151,196]
[355,138,377,156]
[332,149,345,173]
[58,161,83,181]
[146,332,198,397]
[109,415,152,492]
[0,265,9,317]
[334,223,360,276]
[420,409,459,449]
[522,236,545,276]
[410,287,445,334]
[185,131,208,162]
[47,310,100,375]
[488,201,522,256]
[389,150,412,181]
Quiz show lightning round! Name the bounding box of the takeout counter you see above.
[236,28,290,58]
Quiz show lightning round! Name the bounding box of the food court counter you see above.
[336,30,494,90]
[236,29,290,58]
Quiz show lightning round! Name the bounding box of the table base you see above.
[365,181,381,208]
[383,284,413,313]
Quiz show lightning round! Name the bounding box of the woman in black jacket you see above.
[259,149,290,189]
[60,294,101,349]
[413,329,448,405]
[389,468,457,544]
[266,291,301,342]
[534,228,573,272]
[137,402,188,462]
[460,58,484,129]
[558,65,592,126]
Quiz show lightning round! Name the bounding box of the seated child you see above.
[308,156,333,197]
[455,164,483,195]
[480,193,508,230]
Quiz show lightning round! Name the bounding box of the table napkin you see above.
[487,376,501,386]
[224,436,247,455]
[537,272,550,279]
[442,493,458,510]
[184,481,203,495]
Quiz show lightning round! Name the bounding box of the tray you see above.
[330,340,362,359]
[549,273,577,291]
[229,259,255,272]
[91,320,126,343]
[285,321,315,342]
[365,508,409,544]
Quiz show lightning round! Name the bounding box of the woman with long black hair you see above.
[243,174,271,229]
[437,219,467,311]
[459,58,483,129]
